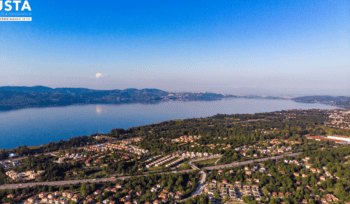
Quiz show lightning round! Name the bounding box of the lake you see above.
[0,98,337,149]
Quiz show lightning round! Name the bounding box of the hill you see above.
[0,86,234,111]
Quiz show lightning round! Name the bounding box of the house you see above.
[116,184,123,189]
[87,198,95,204]
[218,170,223,175]
[320,176,326,181]
[293,172,300,177]
[72,196,82,202]
[175,191,183,199]
[245,170,252,175]
[153,200,160,204]
[278,192,284,198]
[39,192,48,198]
[94,190,102,195]
[302,174,308,178]
[168,192,175,198]
[209,182,216,188]
[55,192,62,197]
[61,198,69,204]
[9,153,17,157]
[67,192,74,198]
[159,193,167,199]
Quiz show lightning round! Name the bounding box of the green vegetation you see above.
[0,171,201,203]
[193,158,217,168]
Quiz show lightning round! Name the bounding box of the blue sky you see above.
[0,0,349,96]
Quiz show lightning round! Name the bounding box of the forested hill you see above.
[0,86,235,111]
[293,95,350,109]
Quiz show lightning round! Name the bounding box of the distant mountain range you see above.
[1,86,349,111]
[0,86,240,111]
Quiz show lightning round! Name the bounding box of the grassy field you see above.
[193,158,218,168]
[177,163,191,170]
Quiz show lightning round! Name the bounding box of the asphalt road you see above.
[0,170,193,190]
[203,152,302,170]
[0,152,301,190]
[180,163,207,202]
[189,155,222,163]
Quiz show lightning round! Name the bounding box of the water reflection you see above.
[0,98,337,149]
[96,106,102,114]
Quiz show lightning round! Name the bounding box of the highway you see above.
[0,170,194,190]
[0,152,302,190]
[203,152,302,170]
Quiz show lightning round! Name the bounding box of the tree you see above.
[213,190,219,200]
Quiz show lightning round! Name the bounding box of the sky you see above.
[0,0,349,96]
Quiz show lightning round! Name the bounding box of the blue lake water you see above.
[0,98,337,149]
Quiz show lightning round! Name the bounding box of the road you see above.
[189,155,222,163]
[214,157,221,165]
[0,152,301,190]
[180,162,207,202]
[203,152,302,170]
[0,169,194,190]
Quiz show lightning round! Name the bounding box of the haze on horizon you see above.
[0,0,349,96]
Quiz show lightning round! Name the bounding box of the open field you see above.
[193,158,218,168]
